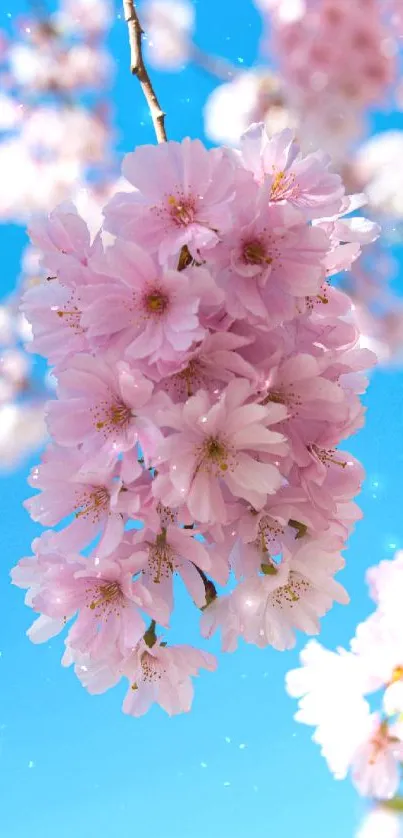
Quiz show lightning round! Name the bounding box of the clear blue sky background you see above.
[1,2,403,837]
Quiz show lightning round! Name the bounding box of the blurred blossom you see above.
[0,402,46,471]
[357,808,402,838]
[141,0,195,70]
[353,132,403,218]
[204,69,294,146]
[57,0,113,35]
[0,0,117,468]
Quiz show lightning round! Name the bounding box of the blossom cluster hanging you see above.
[141,0,403,367]
[12,121,378,717]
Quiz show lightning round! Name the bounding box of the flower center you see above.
[140,651,163,682]
[147,532,176,584]
[92,398,132,434]
[204,436,229,470]
[243,239,272,266]
[75,487,110,521]
[391,666,403,684]
[273,572,311,607]
[88,580,123,613]
[144,290,169,314]
[270,170,295,202]
[369,723,390,766]
[111,403,131,425]
[309,445,347,469]
[53,293,83,333]
[167,194,196,226]
[171,358,204,398]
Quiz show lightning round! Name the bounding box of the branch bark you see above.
[122,0,167,143]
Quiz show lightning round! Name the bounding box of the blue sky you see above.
[1,2,403,836]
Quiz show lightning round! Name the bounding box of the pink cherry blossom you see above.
[211,193,331,325]
[21,278,88,367]
[24,444,142,556]
[240,124,345,219]
[351,716,403,800]
[230,535,348,650]
[121,639,217,717]
[13,543,151,659]
[153,378,288,523]
[80,239,207,364]
[128,518,229,620]
[14,118,377,718]
[103,138,235,261]
[46,353,162,465]
[161,330,257,402]
[28,201,95,285]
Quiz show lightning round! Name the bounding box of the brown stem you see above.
[122,0,167,143]
[194,566,217,609]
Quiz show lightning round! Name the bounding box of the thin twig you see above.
[122,0,167,143]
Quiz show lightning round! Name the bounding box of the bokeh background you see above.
[1,2,403,836]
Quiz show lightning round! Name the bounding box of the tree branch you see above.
[122,0,167,143]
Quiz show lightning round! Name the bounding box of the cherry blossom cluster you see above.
[140,0,403,366]
[0,0,115,219]
[12,123,378,716]
[287,548,403,802]
[262,1,396,105]
[0,0,117,467]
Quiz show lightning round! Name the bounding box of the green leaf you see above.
[261,563,278,576]
[288,519,308,539]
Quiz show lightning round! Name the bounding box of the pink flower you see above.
[128,521,228,621]
[61,645,123,694]
[229,535,348,650]
[28,201,95,285]
[212,194,330,325]
[46,353,162,465]
[21,278,88,367]
[121,639,217,717]
[80,239,207,364]
[200,594,244,652]
[11,533,70,643]
[13,543,152,659]
[153,378,288,523]
[103,138,235,261]
[162,330,257,402]
[257,351,346,422]
[24,444,142,556]
[351,716,403,800]
[239,124,345,219]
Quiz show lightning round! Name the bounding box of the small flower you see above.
[153,378,288,523]
[80,239,206,364]
[121,639,217,717]
[103,138,235,260]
